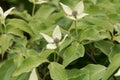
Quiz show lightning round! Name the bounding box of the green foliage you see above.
[48,62,68,80]
[0,34,12,58]
[63,41,85,67]
[0,59,16,80]
[0,0,120,80]
[102,54,120,80]
[67,64,106,80]
[7,19,34,36]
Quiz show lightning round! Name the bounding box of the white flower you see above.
[29,68,38,80]
[60,0,88,20]
[29,0,47,4]
[40,25,68,49]
[115,69,120,77]
[0,7,15,24]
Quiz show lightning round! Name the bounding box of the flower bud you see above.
[72,10,78,18]
[54,38,60,44]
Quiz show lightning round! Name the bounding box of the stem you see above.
[74,20,78,38]
[3,23,7,34]
[106,16,114,40]
[55,45,60,62]
[43,71,50,80]
[54,53,56,62]
[0,25,3,34]
[32,3,36,16]
[40,47,45,54]
[53,45,60,62]
[86,44,97,63]
[113,76,117,80]
[86,52,97,63]
[56,51,59,62]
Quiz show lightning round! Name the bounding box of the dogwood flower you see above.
[0,7,15,24]
[60,0,88,20]
[115,69,120,77]
[29,68,38,80]
[29,0,47,4]
[40,25,68,49]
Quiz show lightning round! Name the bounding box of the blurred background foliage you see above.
[1,0,120,80]
[1,0,120,70]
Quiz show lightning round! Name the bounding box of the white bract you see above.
[114,68,120,77]
[40,25,68,49]
[29,68,38,80]
[29,0,47,4]
[60,0,88,20]
[0,7,15,24]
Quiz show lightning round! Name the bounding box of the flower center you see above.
[54,38,60,44]
[72,10,78,18]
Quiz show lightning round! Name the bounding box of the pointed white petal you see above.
[36,1,47,4]
[4,7,15,18]
[66,15,76,20]
[36,0,47,4]
[59,34,68,45]
[37,0,46,1]
[0,7,3,16]
[53,25,62,40]
[29,0,35,3]
[74,0,84,14]
[115,69,120,76]
[77,13,88,19]
[60,3,72,15]
[29,68,38,80]
[40,32,54,43]
[46,43,57,49]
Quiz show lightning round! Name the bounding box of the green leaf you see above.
[0,59,16,80]
[34,5,55,20]
[67,64,106,80]
[9,37,28,54]
[109,44,120,60]
[79,27,110,42]
[114,23,120,33]
[7,27,24,38]
[91,0,97,4]
[48,62,68,80]
[28,18,47,34]
[12,10,32,21]
[0,34,12,58]
[102,54,120,80]
[94,40,114,57]
[59,38,72,51]
[14,53,24,68]
[48,0,60,6]
[45,11,63,27]
[94,40,115,62]
[23,49,38,58]
[28,18,55,35]
[13,37,28,48]
[63,41,85,67]
[98,1,117,14]
[83,16,113,33]
[57,17,72,30]
[16,73,29,80]
[66,69,81,80]
[39,49,54,58]
[13,55,48,76]
[6,19,34,36]
[28,68,38,80]
[113,36,120,43]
